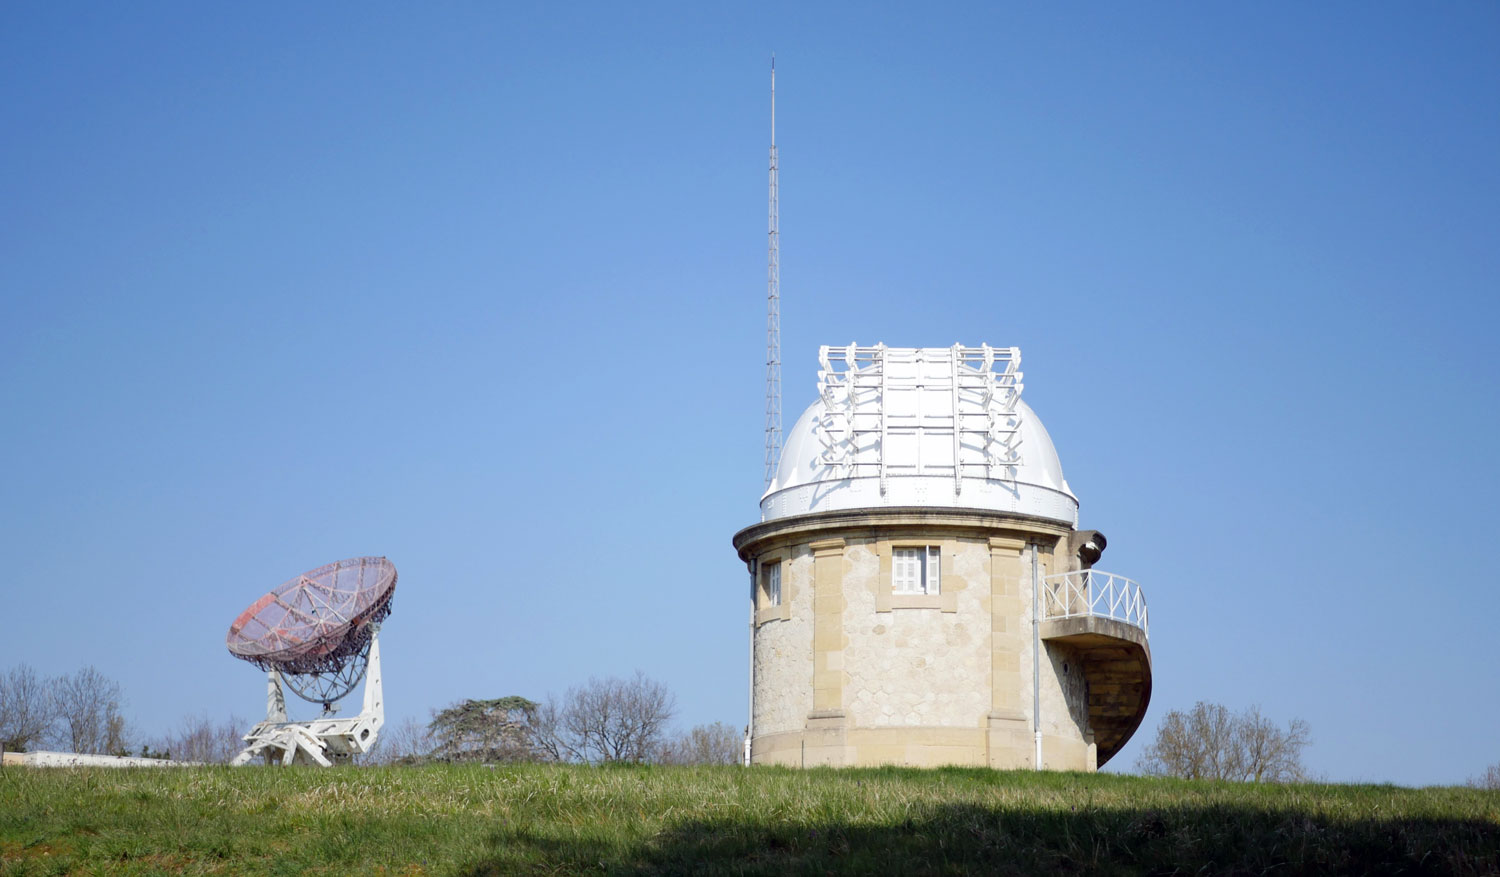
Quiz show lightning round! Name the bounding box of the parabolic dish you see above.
[227,556,396,676]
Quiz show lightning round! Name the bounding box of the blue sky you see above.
[2,3,1496,786]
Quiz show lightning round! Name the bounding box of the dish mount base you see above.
[231,626,385,766]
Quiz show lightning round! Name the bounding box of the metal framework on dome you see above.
[225,556,396,766]
[816,344,1024,495]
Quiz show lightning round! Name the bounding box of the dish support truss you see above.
[231,626,385,766]
[816,344,1024,495]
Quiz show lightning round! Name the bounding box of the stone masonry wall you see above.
[742,513,1100,770]
[1041,642,1091,739]
[1026,547,1094,759]
[752,545,813,736]
[844,538,992,728]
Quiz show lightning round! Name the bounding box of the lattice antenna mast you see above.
[764,57,783,488]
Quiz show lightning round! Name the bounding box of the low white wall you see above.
[1,750,201,768]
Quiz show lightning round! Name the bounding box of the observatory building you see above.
[733,345,1151,770]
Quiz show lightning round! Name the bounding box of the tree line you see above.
[1138,701,1500,788]
[368,670,742,766]
[0,664,132,756]
[1135,701,1312,782]
[10,662,1498,783]
[0,663,739,766]
[0,663,250,762]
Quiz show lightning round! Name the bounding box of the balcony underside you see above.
[1039,616,1152,767]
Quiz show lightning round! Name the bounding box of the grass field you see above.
[1,764,1497,875]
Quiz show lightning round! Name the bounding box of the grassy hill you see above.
[1,763,1496,875]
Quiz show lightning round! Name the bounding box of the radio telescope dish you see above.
[226,556,397,766]
[227,556,395,703]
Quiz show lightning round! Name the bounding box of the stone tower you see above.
[733,344,1151,770]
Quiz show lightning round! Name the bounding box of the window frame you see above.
[762,559,782,607]
[892,545,941,595]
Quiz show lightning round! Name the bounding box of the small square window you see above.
[763,560,782,607]
[893,546,940,594]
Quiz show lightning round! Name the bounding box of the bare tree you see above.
[1137,701,1310,782]
[155,713,248,764]
[408,673,677,765]
[364,715,438,765]
[1470,763,1500,790]
[1237,705,1312,782]
[659,721,742,765]
[0,664,55,753]
[558,672,676,763]
[51,666,130,756]
[526,695,574,763]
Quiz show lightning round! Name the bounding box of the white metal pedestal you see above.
[232,628,385,766]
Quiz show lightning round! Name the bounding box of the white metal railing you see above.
[1041,569,1149,637]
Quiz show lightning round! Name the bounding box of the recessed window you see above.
[763,560,782,607]
[893,546,940,595]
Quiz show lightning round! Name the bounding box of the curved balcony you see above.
[1042,570,1149,634]
[1039,570,1153,767]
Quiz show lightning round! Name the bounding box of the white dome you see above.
[760,345,1078,525]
